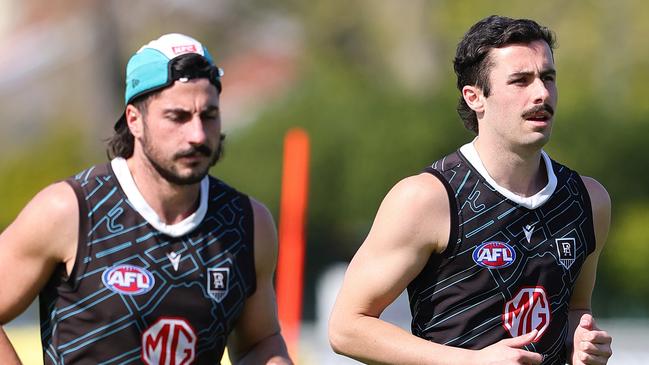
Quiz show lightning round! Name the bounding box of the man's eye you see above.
[202,112,220,121]
[167,113,189,122]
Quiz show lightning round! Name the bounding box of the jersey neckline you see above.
[458,142,557,209]
[111,157,209,237]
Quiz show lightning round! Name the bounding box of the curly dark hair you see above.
[453,15,556,134]
[107,53,223,159]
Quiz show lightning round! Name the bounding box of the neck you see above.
[126,155,201,225]
[473,136,547,197]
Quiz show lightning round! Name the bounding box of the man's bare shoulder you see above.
[385,172,450,217]
[0,181,78,322]
[580,176,611,252]
[1,181,78,261]
[249,197,274,228]
[579,176,610,224]
[30,181,78,223]
[248,197,278,274]
[249,197,276,246]
[368,172,451,254]
[34,181,77,212]
[580,176,610,210]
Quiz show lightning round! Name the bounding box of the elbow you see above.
[328,313,356,356]
[328,326,346,355]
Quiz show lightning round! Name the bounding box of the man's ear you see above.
[125,104,144,138]
[462,85,485,114]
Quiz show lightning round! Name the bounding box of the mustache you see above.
[174,144,213,159]
[521,104,554,119]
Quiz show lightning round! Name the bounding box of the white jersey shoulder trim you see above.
[111,157,209,237]
[458,142,557,209]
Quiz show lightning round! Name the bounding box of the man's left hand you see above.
[572,313,612,365]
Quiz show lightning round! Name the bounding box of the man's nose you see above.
[533,78,551,104]
[185,115,207,145]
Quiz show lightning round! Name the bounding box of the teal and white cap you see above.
[116,33,223,129]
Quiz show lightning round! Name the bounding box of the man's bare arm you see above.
[227,199,292,365]
[0,182,78,363]
[329,173,543,365]
[568,177,612,365]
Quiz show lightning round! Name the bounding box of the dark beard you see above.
[139,119,224,186]
[143,144,218,186]
[147,155,208,185]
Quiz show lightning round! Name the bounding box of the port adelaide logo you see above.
[472,241,516,269]
[555,237,576,269]
[102,264,155,295]
[207,267,230,302]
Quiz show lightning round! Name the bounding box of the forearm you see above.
[232,332,292,365]
[329,314,473,365]
[0,326,22,365]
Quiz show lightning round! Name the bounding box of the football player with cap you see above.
[0,33,292,365]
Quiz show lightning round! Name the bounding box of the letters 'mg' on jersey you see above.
[503,287,551,340]
[407,147,596,365]
[39,163,257,364]
[141,318,197,365]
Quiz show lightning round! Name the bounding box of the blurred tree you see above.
[597,202,649,316]
[0,124,93,230]
[214,0,649,318]
[1,0,648,318]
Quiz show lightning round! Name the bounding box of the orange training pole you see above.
[276,128,310,361]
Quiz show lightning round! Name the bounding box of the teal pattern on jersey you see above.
[39,163,256,364]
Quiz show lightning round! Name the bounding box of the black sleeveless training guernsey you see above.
[39,158,256,364]
[407,143,596,364]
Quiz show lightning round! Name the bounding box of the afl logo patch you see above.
[102,264,155,295]
[472,241,516,269]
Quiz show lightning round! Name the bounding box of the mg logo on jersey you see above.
[503,287,550,341]
[472,241,516,269]
[555,237,576,269]
[208,267,230,302]
[142,317,197,365]
[102,265,155,295]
